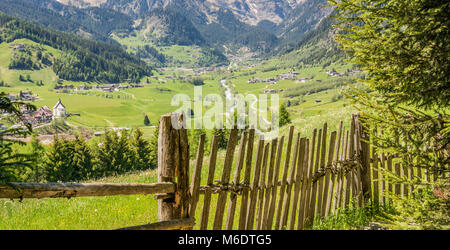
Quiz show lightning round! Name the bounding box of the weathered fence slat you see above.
[246,137,265,230]
[238,129,255,230]
[307,128,322,225]
[280,133,300,229]
[275,127,295,229]
[291,138,305,230]
[330,122,343,214]
[322,131,336,217]
[297,138,310,229]
[199,135,219,230]
[262,138,278,229]
[394,163,401,195]
[316,123,328,217]
[225,131,248,230]
[402,164,409,198]
[288,137,304,230]
[189,134,206,223]
[213,128,239,230]
[0,182,176,199]
[266,136,285,229]
[256,143,270,230]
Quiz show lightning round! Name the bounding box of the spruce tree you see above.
[131,128,152,170]
[149,125,159,169]
[279,104,291,127]
[29,134,44,182]
[72,135,94,181]
[329,0,449,178]
[144,115,151,126]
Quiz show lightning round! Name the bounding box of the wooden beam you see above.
[0,182,175,199]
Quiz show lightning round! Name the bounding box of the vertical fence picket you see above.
[379,153,386,206]
[225,131,248,230]
[262,139,278,230]
[322,131,337,217]
[372,135,379,206]
[297,138,310,230]
[330,122,343,213]
[213,128,239,230]
[280,133,300,229]
[199,135,219,229]
[246,137,265,230]
[343,130,352,209]
[238,129,255,230]
[288,138,305,230]
[275,127,295,229]
[304,129,317,228]
[307,128,322,225]
[394,163,401,195]
[267,136,285,229]
[316,123,328,218]
[402,163,409,198]
[335,127,347,210]
[256,143,270,230]
[189,134,206,226]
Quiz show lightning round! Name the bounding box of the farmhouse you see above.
[33,106,53,123]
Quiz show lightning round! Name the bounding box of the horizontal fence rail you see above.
[0,182,175,199]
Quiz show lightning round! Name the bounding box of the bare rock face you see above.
[56,0,307,26]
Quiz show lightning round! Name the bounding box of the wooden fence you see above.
[0,113,441,230]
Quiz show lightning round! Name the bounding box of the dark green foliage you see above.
[94,130,135,177]
[0,12,152,83]
[135,45,166,64]
[144,115,151,126]
[188,128,208,158]
[130,128,154,170]
[44,135,94,182]
[28,134,45,182]
[9,53,39,70]
[186,77,205,86]
[149,125,159,169]
[279,103,291,127]
[0,0,133,44]
[329,0,449,180]
[197,47,229,67]
[331,0,449,108]
[0,91,35,183]
[213,126,230,150]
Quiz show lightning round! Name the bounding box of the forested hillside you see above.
[279,10,347,66]
[0,0,133,44]
[0,12,151,83]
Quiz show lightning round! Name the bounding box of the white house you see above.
[53,98,66,118]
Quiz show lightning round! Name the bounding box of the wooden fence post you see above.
[158,113,190,227]
[356,114,372,205]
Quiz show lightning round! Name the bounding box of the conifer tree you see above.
[329,0,449,177]
[29,134,44,182]
[144,115,151,126]
[130,128,152,170]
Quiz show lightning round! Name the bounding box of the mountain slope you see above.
[280,11,346,66]
[0,0,133,44]
[0,12,151,83]
[137,8,206,46]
